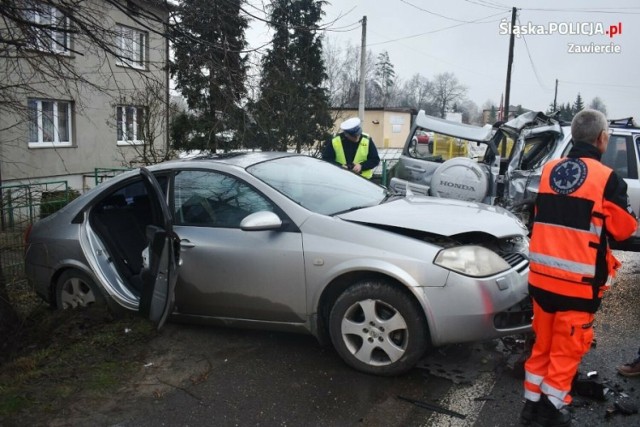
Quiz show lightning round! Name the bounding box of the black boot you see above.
[520,399,539,425]
[532,394,571,427]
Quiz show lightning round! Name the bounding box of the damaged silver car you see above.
[391,111,640,249]
[391,111,570,230]
[25,153,532,376]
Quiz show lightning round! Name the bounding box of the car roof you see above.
[153,151,301,171]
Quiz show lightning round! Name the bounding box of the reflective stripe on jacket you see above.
[332,134,373,179]
[529,157,610,299]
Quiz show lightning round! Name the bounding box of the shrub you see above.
[40,190,80,219]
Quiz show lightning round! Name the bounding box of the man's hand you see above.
[352,163,362,174]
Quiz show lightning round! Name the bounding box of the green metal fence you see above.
[0,180,78,285]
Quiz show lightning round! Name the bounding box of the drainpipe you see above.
[165,15,170,159]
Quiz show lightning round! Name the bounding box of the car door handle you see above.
[180,239,195,248]
[406,165,426,172]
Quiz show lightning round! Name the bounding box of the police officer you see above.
[322,117,380,179]
[520,109,637,426]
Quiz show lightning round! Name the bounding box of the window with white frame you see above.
[117,106,145,145]
[25,2,71,54]
[116,25,147,69]
[28,99,73,147]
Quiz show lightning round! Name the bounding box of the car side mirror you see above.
[240,211,282,231]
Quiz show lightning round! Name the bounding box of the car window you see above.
[407,127,481,162]
[94,176,167,227]
[173,170,273,228]
[520,136,555,170]
[100,176,167,206]
[248,156,386,215]
[493,131,516,159]
[601,135,630,178]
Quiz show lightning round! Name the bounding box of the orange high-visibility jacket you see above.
[529,156,637,311]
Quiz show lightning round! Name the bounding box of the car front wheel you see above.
[329,280,428,376]
[55,269,105,309]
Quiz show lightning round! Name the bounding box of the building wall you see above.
[331,109,412,149]
[0,0,169,190]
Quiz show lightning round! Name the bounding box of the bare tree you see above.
[112,80,175,166]
[432,72,467,118]
[588,97,608,116]
[397,73,434,111]
[322,40,376,109]
[457,99,480,124]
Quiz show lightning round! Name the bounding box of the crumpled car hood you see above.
[338,196,527,238]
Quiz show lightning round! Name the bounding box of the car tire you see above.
[329,280,428,376]
[55,269,106,309]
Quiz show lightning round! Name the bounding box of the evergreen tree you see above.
[251,0,333,152]
[546,102,556,115]
[374,51,396,107]
[560,102,573,121]
[170,0,248,152]
[573,93,585,113]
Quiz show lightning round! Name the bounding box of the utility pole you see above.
[358,16,367,122]
[553,78,558,112]
[503,7,516,122]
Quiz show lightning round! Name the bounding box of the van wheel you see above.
[329,280,428,376]
[55,270,105,309]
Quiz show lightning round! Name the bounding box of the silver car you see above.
[391,111,571,230]
[25,153,532,376]
[391,111,640,250]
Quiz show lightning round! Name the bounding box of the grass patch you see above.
[0,291,158,424]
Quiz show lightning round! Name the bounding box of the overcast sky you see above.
[247,0,640,119]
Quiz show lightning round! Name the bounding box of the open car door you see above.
[138,167,179,329]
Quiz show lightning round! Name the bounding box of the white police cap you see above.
[340,117,362,134]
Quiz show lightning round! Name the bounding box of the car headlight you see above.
[434,245,511,277]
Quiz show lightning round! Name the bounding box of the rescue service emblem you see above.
[550,158,587,194]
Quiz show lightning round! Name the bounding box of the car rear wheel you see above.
[329,280,428,376]
[55,270,105,309]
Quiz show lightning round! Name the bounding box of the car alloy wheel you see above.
[56,269,104,309]
[329,280,428,376]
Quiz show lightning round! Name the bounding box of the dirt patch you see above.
[0,294,209,427]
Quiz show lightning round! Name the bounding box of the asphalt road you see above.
[93,251,640,427]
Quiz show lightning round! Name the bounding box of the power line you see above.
[517,16,549,91]
[400,0,508,22]
[462,0,511,11]
[520,7,640,14]
[367,10,508,47]
[559,80,640,89]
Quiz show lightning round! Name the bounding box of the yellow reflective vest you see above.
[331,134,373,179]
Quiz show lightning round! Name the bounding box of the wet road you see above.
[111,251,640,427]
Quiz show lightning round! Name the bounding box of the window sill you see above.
[29,142,73,149]
[26,47,72,57]
[115,61,147,71]
[117,140,144,146]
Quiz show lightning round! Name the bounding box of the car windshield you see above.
[247,156,387,215]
